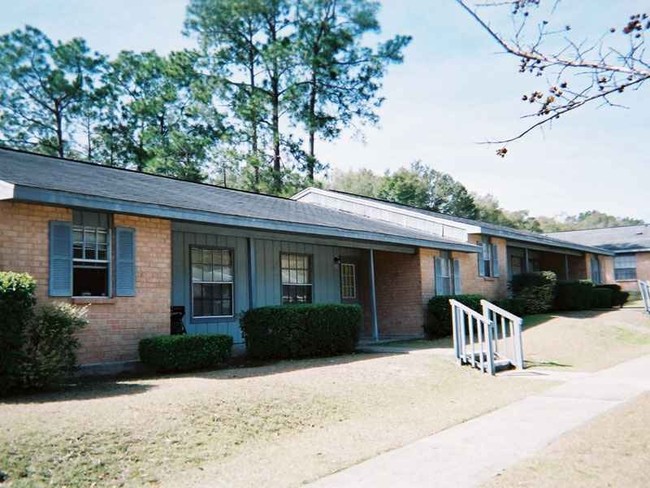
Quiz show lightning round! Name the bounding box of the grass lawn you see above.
[521,308,650,371]
[484,392,650,488]
[0,352,551,488]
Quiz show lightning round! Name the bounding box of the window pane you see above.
[193,283,233,317]
[282,285,313,304]
[73,264,109,297]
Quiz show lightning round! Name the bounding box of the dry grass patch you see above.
[485,393,650,488]
[0,352,551,487]
[522,309,650,372]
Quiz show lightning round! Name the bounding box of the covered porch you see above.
[506,244,588,281]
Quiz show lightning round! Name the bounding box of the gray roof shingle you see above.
[547,226,650,252]
[0,148,477,252]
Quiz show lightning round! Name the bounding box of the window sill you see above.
[70,297,116,305]
[615,279,638,282]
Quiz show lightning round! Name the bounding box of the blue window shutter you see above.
[49,221,73,296]
[453,259,462,294]
[491,243,500,277]
[476,241,485,277]
[115,227,136,296]
[434,257,444,296]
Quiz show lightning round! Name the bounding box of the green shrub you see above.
[555,280,595,311]
[0,272,36,394]
[492,298,527,317]
[139,334,233,372]
[425,294,483,338]
[240,304,361,360]
[20,303,88,389]
[595,284,629,307]
[591,288,614,309]
[510,272,557,314]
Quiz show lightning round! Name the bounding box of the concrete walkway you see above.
[310,354,650,488]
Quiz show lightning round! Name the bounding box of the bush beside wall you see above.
[595,284,629,307]
[0,272,37,394]
[139,334,233,372]
[240,304,362,360]
[591,288,614,309]
[425,294,483,339]
[554,280,595,311]
[0,272,87,395]
[492,298,527,318]
[510,272,557,314]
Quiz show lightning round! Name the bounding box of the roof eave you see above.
[12,185,479,253]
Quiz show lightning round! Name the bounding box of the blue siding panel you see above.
[171,224,352,344]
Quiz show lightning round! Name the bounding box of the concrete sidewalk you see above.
[310,354,650,488]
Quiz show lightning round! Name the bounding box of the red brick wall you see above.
[373,250,425,337]
[458,235,507,300]
[0,202,171,365]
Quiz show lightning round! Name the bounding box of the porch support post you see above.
[248,238,256,309]
[524,248,530,273]
[564,254,570,280]
[369,248,379,342]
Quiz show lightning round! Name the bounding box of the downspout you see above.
[369,248,379,342]
[564,255,570,280]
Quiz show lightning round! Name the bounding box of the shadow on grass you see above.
[1,380,154,405]
[525,359,573,369]
[192,351,400,381]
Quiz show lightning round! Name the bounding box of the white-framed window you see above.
[477,236,499,277]
[72,210,110,297]
[614,254,637,280]
[191,247,234,318]
[340,263,357,299]
[281,253,312,304]
[435,251,460,295]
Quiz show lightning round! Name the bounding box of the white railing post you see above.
[512,317,524,370]
[451,304,460,364]
[486,320,495,375]
[639,280,650,314]
[481,299,525,371]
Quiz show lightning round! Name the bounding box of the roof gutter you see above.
[12,185,480,253]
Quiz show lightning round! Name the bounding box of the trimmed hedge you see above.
[595,284,629,307]
[492,298,527,318]
[240,304,362,359]
[139,334,233,372]
[510,271,557,314]
[0,272,36,394]
[591,288,614,309]
[425,294,483,338]
[554,280,595,311]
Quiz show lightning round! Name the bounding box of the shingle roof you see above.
[547,226,650,252]
[0,148,477,252]
[312,189,613,255]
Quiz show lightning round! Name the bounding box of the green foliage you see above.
[492,298,527,317]
[595,284,629,307]
[0,26,104,157]
[425,294,483,339]
[139,334,233,372]
[554,280,595,311]
[510,272,557,314]
[0,272,37,394]
[0,272,87,394]
[591,288,614,309]
[240,304,362,359]
[474,194,542,232]
[329,161,480,219]
[20,303,88,389]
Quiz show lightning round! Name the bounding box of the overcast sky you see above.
[1,0,648,220]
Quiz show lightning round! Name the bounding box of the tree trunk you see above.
[54,101,64,158]
[307,69,318,182]
[269,13,282,193]
[248,23,260,190]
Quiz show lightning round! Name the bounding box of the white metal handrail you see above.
[638,280,650,313]
[450,299,495,375]
[481,299,524,370]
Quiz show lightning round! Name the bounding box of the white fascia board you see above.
[0,180,15,200]
[292,187,482,234]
